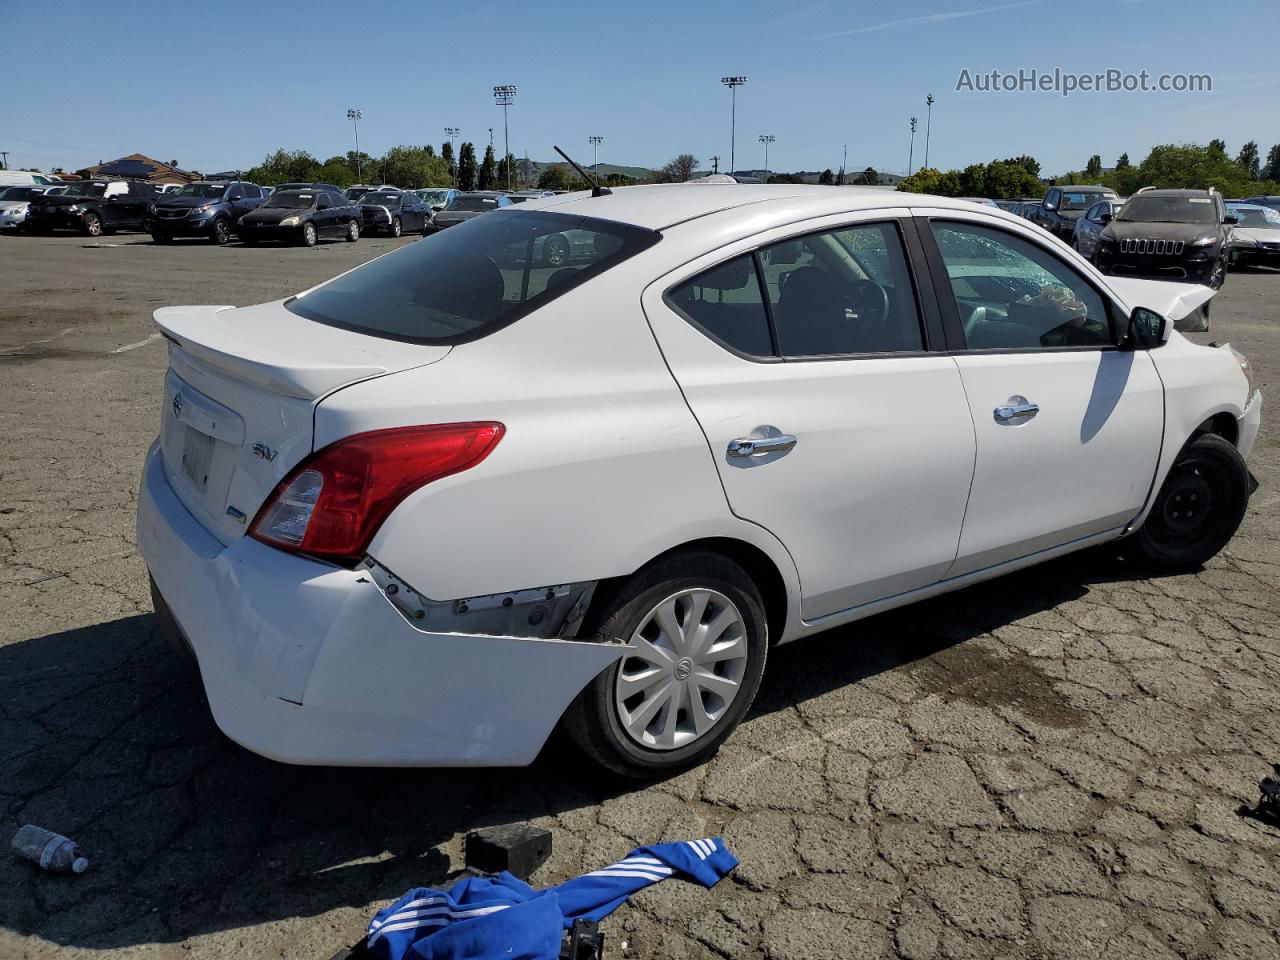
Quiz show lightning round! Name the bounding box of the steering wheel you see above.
[964,306,988,340]
[848,279,890,334]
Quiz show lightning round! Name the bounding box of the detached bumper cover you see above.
[137,442,624,766]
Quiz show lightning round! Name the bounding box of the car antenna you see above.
[553,145,611,197]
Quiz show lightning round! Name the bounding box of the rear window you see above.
[286,210,661,344]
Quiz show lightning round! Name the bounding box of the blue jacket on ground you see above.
[367,837,738,960]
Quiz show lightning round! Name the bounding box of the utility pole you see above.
[444,127,459,186]
[758,135,775,180]
[710,155,720,174]
[720,76,747,176]
[346,109,363,181]
[488,128,494,149]
[840,144,847,185]
[908,116,918,176]
[493,85,518,190]
[588,136,603,179]
[924,94,935,170]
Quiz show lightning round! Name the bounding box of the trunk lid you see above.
[154,302,450,545]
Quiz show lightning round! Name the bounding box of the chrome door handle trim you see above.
[993,400,1040,424]
[727,435,798,458]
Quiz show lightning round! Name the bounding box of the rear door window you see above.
[287,211,660,344]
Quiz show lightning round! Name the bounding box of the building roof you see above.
[78,154,199,184]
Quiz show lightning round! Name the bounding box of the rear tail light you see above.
[250,422,504,563]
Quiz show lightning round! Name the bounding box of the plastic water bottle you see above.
[11,825,89,874]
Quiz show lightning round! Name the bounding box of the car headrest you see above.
[697,256,755,292]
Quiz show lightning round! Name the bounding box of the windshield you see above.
[0,187,42,201]
[1117,196,1217,224]
[418,190,448,204]
[1059,191,1112,211]
[447,195,499,212]
[177,183,228,199]
[345,188,369,200]
[286,210,660,344]
[1227,206,1280,228]
[62,182,107,197]
[363,194,401,207]
[262,191,316,209]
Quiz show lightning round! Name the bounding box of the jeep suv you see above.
[149,181,264,244]
[27,179,158,236]
[1034,184,1120,242]
[1095,187,1235,288]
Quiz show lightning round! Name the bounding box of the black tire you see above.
[345,218,360,242]
[149,576,198,672]
[1131,433,1250,571]
[210,217,232,245]
[300,221,318,247]
[82,212,103,237]
[563,551,768,779]
[391,217,402,238]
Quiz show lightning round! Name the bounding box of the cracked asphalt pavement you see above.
[1,233,1278,960]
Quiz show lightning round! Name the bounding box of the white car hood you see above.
[1105,276,1216,332]
[0,200,29,213]
[1231,226,1280,244]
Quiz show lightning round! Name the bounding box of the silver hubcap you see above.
[349,221,358,239]
[614,588,748,751]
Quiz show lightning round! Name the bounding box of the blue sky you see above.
[4,0,1277,178]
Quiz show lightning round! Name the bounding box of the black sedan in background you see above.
[238,189,362,246]
[430,192,512,230]
[357,191,430,236]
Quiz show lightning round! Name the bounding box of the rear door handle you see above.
[727,435,798,458]
[993,396,1039,425]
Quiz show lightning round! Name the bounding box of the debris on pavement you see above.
[465,824,553,879]
[12,824,89,874]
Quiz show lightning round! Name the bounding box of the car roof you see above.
[517,183,1031,231]
[1227,203,1268,210]
[1137,188,1209,197]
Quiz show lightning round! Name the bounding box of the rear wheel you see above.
[210,217,232,245]
[1131,433,1250,570]
[391,216,402,238]
[300,222,318,247]
[82,212,103,237]
[543,233,569,266]
[346,218,360,242]
[563,551,768,778]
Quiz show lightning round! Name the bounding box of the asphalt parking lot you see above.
[1,232,1278,960]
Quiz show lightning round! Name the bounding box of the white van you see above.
[0,171,56,187]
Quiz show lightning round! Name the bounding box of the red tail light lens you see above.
[250,422,504,562]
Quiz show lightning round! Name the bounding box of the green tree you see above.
[853,167,878,186]
[1085,154,1102,177]
[1265,144,1280,181]
[896,167,943,195]
[983,161,1040,198]
[1236,140,1261,179]
[245,148,321,186]
[478,145,497,190]
[1207,139,1228,160]
[316,155,356,187]
[495,153,517,189]
[818,168,835,186]
[1003,155,1041,178]
[1115,152,1130,170]
[380,145,450,188]
[457,142,477,191]
[441,141,455,183]
[765,173,805,184]
[658,153,698,182]
[537,164,586,191]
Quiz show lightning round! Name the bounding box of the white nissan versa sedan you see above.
[138,185,1261,778]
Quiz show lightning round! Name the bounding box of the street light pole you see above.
[758,134,775,180]
[924,94,934,170]
[346,109,363,181]
[493,85,517,190]
[588,136,603,179]
[444,127,459,186]
[908,116,918,176]
[720,76,747,176]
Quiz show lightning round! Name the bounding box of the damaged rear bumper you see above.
[136,441,625,766]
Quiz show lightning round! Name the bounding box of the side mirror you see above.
[1099,212,1113,223]
[1042,202,1056,211]
[1224,214,1239,225]
[1123,307,1168,349]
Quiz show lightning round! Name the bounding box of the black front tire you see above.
[210,217,232,245]
[1130,433,1250,571]
[563,551,769,779]
[300,222,318,247]
[346,218,360,242]
[391,217,402,238]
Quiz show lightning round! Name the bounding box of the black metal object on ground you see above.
[465,824,553,879]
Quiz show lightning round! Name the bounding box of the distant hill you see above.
[526,159,656,181]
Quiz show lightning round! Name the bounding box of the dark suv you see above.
[27,179,157,236]
[1033,184,1120,242]
[149,181,264,244]
[1095,187,1236,288]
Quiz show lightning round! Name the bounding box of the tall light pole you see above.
[444,127,460,186]
[924,94,935,170]
[908,116,918,176]
[720,76,747,176]
[588,136,603,179]
[710,155,720,174]
[758,134,775,179]
[346,109,363,181]
[493,84,517,189]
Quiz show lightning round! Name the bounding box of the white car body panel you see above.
[136,185,1261,767]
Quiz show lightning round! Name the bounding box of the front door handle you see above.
[994,396,1039,425]
[727,434,798,458]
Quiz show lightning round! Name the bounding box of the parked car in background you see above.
[149,181,265,245]
[1071,196,1126,258]
[276,182,347,196]
[1225,203,1280,268]
[1095,187,1234,288]
[138,186,1257,778]
[993,200,1021,213]
[430,191,511,230]
[0,171,59,187]
[415,188,458,211]
[1016,200,1042,222]
[157,184,183,195]
[1034,185,1119,241]
[238,189,361,246]
[0,185,56,231]
[957,197,1000,208]
[345,184,375,201]
[357,190,430,237]
[1243,195,1280,211]
[508,190,558,204]
[27,179,158,236]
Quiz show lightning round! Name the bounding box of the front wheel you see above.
[563,552,768,778]
[299,222,318,247]
[82,213,103,237]
[346,218,360,242]
[390,217,402,238]
[210,217,232,245]
[1130,433,1250,571]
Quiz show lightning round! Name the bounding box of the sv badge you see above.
[252,442,277,462]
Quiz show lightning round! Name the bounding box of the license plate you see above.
[180,427,216,493]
